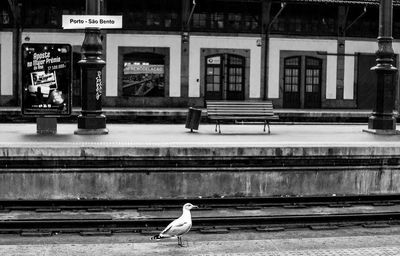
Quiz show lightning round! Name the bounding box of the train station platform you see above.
[1,123,400,255]
[0,106,375,123]
[0,227,400,255]
[0,123,400,200]
[0,122,398,146]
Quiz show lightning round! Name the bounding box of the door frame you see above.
[204,54,223,100]
[283,56,301,108]
[279,51,326,109]
[304,56,322,109]
[226,54,245,100]
[200,48,250,101]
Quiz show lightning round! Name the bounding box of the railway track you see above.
[1,211,400,236]
[1,194,399,211]
[0,195,400,236]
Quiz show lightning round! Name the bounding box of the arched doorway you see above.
[205,53,245,100]
[283,56,322,108]
[283,56,301,108]
[304,57,322,108]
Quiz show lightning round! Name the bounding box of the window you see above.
[193,13,207,28]
[210,12,224,29]
[206,56,221,92]
[305,57,321,93]
[346,6,379,38]
[284,57,300,93]
[0,1,12,27]
[22,0,84,28]
[122,53,165,97]
[271,4,336,36]
[228,55,244,92]
[228,13,241,30]
[191,0,260,33]
[107,0,181,30]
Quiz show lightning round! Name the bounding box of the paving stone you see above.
[256,227,285,232]
[79,230,112,236]
[309,225,339,230]
[193,247,400,256]
[362,223,391,228]
[199,228,230,234]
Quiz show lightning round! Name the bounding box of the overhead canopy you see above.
[272,0,400,6]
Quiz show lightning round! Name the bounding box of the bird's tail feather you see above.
[151,234,164,240]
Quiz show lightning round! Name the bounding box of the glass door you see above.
[304,57,322,108]
[205,55,223,100]
[227,54,245,100]
[283,56,301,108]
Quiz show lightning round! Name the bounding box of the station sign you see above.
[21,43,72,116]
[62,15,122,29]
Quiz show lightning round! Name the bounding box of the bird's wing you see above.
[159,216,192,237]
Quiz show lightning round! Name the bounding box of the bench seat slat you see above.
[207,112,278,116]
[207,107,273,111]
[208,109,274,112]
[208,108,273,110]
[208,116,279,120]
[208,106,273,109]
[207,102,272,105]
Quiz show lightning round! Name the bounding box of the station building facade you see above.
[0,0,400,109]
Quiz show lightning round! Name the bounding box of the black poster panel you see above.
[22,43,72,116]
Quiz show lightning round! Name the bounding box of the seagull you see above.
[151,203,198,247]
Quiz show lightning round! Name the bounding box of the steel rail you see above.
[1,195,400,211]
[1,212,400,234]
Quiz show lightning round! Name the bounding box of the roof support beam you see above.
[186,0,197,28]
[344,6,367,32]
[268,2,286,31]
[7,0,17,23]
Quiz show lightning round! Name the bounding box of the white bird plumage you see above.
[151,203,198,246]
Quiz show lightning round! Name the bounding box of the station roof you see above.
[218,0,400,6]
[273,0,400,6]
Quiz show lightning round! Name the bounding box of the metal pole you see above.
[364,0,398,134]
[74,0,108,135]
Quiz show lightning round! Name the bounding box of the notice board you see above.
[22,43,72,116]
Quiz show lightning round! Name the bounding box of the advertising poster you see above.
[22,43,72,116]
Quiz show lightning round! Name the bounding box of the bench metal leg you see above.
[215,121,221,133]
[263,120,271,134]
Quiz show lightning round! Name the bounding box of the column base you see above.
[74,128,109,135]
[74,114,108,135]
[367,114,396,130]
[363,128,400,135]
[364,114,399,135]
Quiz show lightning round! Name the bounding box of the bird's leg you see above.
[177,237,187,247]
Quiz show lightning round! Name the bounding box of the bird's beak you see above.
[192,205,199,209]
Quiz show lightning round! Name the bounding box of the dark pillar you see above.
[261,0,271,100]
[365,0,398,134]
[180,0,190,99]
[74,0,108,135]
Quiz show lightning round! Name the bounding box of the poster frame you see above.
[21,43,73,117]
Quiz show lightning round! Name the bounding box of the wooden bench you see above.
[206,101,279,133]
